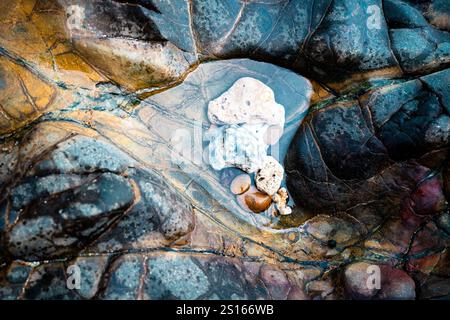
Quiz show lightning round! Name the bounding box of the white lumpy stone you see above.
[206,77,286,173]
[208,77,285,127]
[205,124,267,173]
[255,156,284,196]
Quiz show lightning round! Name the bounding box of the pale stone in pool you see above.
[207,77,285,127]
[205,77,286,173]
[205,124,269,172]
[255,156,284,196]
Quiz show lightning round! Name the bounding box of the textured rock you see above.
[94,252,307,300]
[286,69,450,212]
[208,77,285,127]
[409,176,446,216]
[0,132,194,261]
[100,255,144,300]
[304,215,365,248]
[255,156,284,196]
[377,265,416,300]
[344,262,416,300]
[272,188,292,216]
[6,172,134,261]
[344,262,380,299]
[22,263,80,300]
[64,163,195,252]
[62,0,196,91]
[305,280,335,299]
[304,0,399,77]
[385,0,450,74]
[0,57,57,134]
[419,250,450,299]
[187,0,330,78]
[71,256,109,299]
[0,0,448,301]
[237,186,272,214]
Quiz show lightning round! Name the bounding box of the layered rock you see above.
[62,0,196,91]
[0,131,194,262]
[286,68,450,213]
[0,0,448,301]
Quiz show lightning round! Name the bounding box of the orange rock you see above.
[237,186,272,213]
[0,56,56,134]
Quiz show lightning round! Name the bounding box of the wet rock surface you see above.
[0,0,448,300]
[0,132,194,263]
[286,69,450,213]
[344,262,416,300]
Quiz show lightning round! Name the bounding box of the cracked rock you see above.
[5,172,135,261]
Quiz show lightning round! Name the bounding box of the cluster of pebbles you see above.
[206,77,292,216]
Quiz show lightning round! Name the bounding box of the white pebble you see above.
[207,77,285,128]
[255,156,284,196]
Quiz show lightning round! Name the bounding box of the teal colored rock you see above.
[286,69,449,212]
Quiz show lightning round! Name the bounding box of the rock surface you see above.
[208,77,285,127]
[205,124,269,172]
[0,0,448,301]
[273,188,292,216]
[1,132,194,262]
[255,156,284,196]
[206,77,287,173]
[286,69,450,213]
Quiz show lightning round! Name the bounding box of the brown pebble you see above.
[230,174,251,195]
[237,186,272,213]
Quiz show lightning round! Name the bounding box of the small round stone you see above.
[327,239,337,248]
[230,174,251,195]
[255,156,284,196]
[237,186,272,213]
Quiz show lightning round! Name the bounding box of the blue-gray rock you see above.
[285,69,450,212]
[1,134,194,261]
[386,0,450,74]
